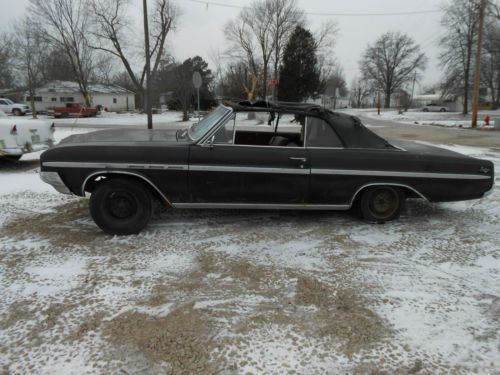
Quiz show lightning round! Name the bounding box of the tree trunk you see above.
[262,64,268,100]
[27,75,37,119]
[384,88,391,108]
[462,74,469,115]
[273,57,279,100]
[83,90,91,108]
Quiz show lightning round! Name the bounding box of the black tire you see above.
[89,178,152,235]
[422,108,429,112]
[439,108,446,112]
[360,186,404,223]
[12,108,22,116]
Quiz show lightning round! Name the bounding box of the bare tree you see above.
[313,20,339,88]
[13,17,50,118]
[0,33,14,89]
[481,20,500,109]
[90,0,178,109]
[349,77,372,108]
[491,0,500,19]
[244,1,275,99]
[224,17,261,100]
[360,31,427,108]
[30,0,95,107]
[323,66,348,98]
[439,0,481,115]
[268,0,305,99]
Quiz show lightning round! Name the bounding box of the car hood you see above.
[58,128,187,145]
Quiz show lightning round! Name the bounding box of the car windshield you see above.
[188,106,231,141]
[3,99,14,104]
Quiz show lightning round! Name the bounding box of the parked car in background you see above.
[421,103,449,112]
[40,100,494,235]
[47,103,98,118]
[0,110,55,160]
[0,98,30,116]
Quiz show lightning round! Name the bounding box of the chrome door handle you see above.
[289,157,307,162]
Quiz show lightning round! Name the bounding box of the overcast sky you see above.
[1,0,445,94]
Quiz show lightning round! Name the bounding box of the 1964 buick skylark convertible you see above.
[40,101,494,235]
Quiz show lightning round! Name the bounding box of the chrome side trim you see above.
[311,168,491,180]
[82,170,172,206]
[43,161,487,180]
[206,143,306,150]
[349,183,428,206]
[43,161,188,171]
[189,165,309,175]
[171,202,350,210]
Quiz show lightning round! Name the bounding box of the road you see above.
[357,112,500,148]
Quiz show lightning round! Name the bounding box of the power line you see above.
[185,0,443,17]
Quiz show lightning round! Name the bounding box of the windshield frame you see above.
[188,105,233,142]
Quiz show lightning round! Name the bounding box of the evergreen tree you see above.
[278,26,320,102]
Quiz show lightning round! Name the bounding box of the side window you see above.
[306,117,343,148]
[212,115,235,144]
[0,100,6,105]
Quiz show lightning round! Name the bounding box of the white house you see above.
[26,81,135,112]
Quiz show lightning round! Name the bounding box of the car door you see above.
[188,114,310,205]
[306,116,356,206]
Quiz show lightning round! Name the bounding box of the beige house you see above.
[25,81,135,112]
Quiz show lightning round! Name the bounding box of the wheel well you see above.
[83,172,172,207]
[350,183,426,207]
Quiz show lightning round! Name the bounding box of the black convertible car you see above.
[40,101,494,235]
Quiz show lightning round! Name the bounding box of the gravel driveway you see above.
[0,130,499,374]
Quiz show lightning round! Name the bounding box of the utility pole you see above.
[143,0,153,130]
[471,0,487,128]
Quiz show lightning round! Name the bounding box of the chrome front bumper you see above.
[39,171,72,195]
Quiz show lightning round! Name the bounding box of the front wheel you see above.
[12,108,22,116]
[360,186,404,223]
[89,178,152,235]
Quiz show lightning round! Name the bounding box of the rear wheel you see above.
[360,186,404,223]
[89,178,152,235]
[439,108,447,112]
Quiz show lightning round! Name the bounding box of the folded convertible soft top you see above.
[224,100,392,149]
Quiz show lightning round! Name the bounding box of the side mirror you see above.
[207,135,215,149]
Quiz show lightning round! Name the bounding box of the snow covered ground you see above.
[1,143,499,374]
[361,109,499,129]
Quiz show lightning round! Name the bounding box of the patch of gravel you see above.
[1,178,500,373]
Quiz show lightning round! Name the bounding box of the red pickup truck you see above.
[48,103,98,118]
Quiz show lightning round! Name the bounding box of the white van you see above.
[0,111,55,160]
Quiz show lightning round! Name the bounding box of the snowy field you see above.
[361,109,499,129]
[1,137,500,373]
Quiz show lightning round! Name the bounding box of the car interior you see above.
[212,110,343,148]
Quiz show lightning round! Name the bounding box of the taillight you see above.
[11,125,17,135]
[50,123,55,132]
